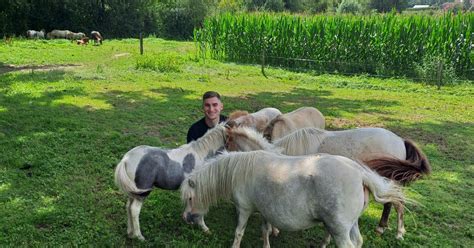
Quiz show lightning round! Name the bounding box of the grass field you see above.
[0,38,473,247]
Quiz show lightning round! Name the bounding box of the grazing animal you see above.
[227,107,281,132]
[263,107,325,141]
[225,126,431,239]
[91,31,103,45]
[26,29,45,39]
[68,32,85,40]
[76,37,89,45]
[181,150,407,248]
[46,29,72,39]
[114,124,227,240]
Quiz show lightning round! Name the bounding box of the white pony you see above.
[114,124,227,240]
[263,107,325,141]
[227,107,281,132]
[26,29,45,39]
[181,150,407,248]
[225,126,431,239]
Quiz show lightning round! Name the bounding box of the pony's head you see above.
[262,114,284,142]
[181,177,209,232]
[225,126,280,153]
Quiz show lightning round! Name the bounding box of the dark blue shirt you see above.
[187,115,227,143]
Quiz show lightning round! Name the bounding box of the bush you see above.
[416,54,457,89]
[135,53,184,73]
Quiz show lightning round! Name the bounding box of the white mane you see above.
[187,124,226,158]
[231,126,282,153]
[182,151,272,209]
[274,128,327,156]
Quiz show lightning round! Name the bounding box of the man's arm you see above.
[186,127,194,143]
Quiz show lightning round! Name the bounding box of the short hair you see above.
[202,91,221,101]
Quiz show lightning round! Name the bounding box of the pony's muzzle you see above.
[184,212,199,224]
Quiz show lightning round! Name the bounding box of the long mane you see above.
[183,151,269,209]
[274,128,326,156]
[228,126,281,153]
[187,124,226,158]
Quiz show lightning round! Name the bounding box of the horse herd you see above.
[114,107,431,247]
[26,29,103,45]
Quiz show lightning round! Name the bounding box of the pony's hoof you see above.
[375,226,386,235]
[204,229,212,235]
[129,234,145,241]
[272,227,280,237]
[396,231,405,240]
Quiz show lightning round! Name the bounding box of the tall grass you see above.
[195,12,473,79]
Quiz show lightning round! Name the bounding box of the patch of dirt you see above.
[0,64,80,74]
[113,53,130,58]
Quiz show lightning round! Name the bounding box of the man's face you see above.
[203,97,223,121]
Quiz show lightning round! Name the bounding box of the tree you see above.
[369,0,408,12]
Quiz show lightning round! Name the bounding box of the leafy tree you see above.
[337,0,362,13]
[369,0,408,12]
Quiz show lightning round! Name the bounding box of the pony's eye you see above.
[189,197,192,201]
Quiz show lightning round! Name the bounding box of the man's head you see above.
[202,91,223,124]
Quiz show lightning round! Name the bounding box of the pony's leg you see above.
[196,215,210,233]
[261,220,272,248]
[376,203,392,235]
[130,198,145,240]
[320,230,331,248]
[126,198,133,237]
[349,221,363,248]
[332,233,354,248]
[394,202,406,240]
[324,222,354,248]
[232,207,252,248]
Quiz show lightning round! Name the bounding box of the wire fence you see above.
[217,52,473,85]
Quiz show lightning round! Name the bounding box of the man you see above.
[187,91,227,143]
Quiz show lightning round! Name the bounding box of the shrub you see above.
[135,53,184,73]
[416,54,458,89]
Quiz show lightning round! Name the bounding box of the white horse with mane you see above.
[227,107,281,132]
[263,107,325,141]
[181,150,407,248]
[225,126,431,239]
[114,124,228,240]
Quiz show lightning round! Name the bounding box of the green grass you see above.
[0,38,473,247]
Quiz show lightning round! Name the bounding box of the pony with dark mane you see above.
[114,124,227,240]
[226,107,281,132]
[91,31,103,45]
[225,126,431,239]
[181,150,407,247]
[263,107,325,141]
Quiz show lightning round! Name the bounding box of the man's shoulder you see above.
[189,117,206,130]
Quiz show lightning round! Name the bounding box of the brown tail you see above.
[365,139,431,185]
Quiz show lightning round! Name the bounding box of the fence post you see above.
[436,59,443,90]
[139,33,143,55]
[261,46,267,78]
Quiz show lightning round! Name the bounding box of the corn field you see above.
[194,12,473,80]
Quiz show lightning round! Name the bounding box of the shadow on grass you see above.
[0,69,471,246]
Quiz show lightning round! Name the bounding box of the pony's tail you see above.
[114,159,151,198]
[358,164,408,206]
[365,139,431,186]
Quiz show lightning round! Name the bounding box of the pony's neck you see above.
[189,125,225,160]
[274,128,326,155]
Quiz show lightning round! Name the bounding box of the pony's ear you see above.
[188,179,195,188]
